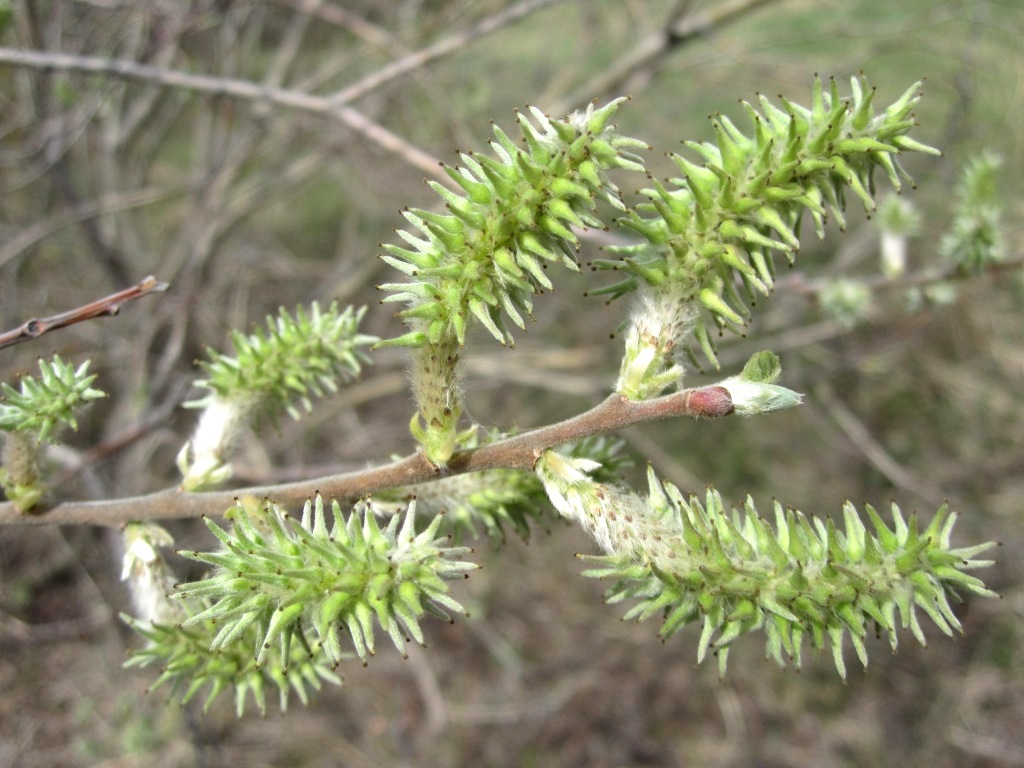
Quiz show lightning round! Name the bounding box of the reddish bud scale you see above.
[686,386,734,418]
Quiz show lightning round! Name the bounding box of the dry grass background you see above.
[1,1,1022,766]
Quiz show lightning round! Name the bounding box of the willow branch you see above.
[0,275,170,351]
[0,385,733,527]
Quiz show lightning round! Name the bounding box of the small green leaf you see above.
[740,351,782,384]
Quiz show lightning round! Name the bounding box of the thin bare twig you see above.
[555,0,786,112]
[324,0,564,108]
[0,385,734,527]
[813,383,942,506]
[777,253,1024,297]
[0,47,446,179]
[0,184,193,270]
[0,0,564,186]
[710,253,1024,369]
[0,275,169,351]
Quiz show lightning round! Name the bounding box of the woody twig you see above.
[0,275,169,352]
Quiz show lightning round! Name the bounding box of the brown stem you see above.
[0,386,732,527]
[0,276,169,351]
